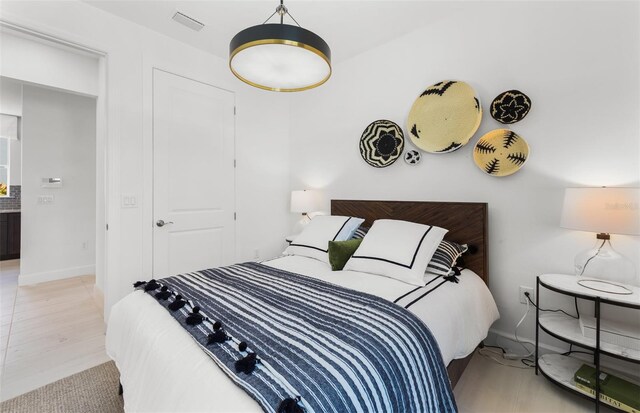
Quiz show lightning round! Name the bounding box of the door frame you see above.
[0,18,239,319]
[142,58,237,279]
[0,20,110,317]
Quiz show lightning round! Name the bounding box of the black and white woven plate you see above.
[404,149,421,165]
[359,120,405,168]
[490,90,531,124]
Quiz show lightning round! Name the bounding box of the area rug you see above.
[0,362,123,413]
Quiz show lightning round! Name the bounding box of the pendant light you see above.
[229,0,331,92]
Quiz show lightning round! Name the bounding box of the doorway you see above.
[0,23,108,400]
[0,79,106,400]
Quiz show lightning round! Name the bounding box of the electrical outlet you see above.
[519,286,534,304]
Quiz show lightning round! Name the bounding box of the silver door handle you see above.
[156,219,174,227]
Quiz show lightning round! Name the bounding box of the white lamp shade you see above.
[561,187,640,235]
[291,190,321,213]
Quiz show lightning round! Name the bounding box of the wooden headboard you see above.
[331,200,488,285]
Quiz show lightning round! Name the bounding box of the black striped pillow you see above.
[425,240,468,276]
[350,226,370,240]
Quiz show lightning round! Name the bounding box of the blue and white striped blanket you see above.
[141,262,457,413]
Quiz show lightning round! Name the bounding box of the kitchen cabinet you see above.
[0,212,20,260]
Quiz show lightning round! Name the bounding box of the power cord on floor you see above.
[477,346,534,369]
[480,292,583,370]
[509,293,535,359]
[475,295,536,369]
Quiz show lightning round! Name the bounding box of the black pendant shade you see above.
[228,5,331,92]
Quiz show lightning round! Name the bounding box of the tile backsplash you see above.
[0,186,21,211]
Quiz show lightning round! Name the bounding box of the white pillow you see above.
[343,219,447,286]
[284,215,365,263]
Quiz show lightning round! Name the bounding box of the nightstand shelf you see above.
[538,354,640,412]
[536,274,640,413]
[539,313,640,363]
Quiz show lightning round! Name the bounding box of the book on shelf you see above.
[575,383,639,413]
[574,364,640,413]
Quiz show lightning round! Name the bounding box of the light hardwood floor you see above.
[0,260,109,401]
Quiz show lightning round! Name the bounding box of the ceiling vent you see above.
[172,11,205,32]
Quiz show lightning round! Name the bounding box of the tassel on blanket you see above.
[133,281,146,288]
[168,295,186,311]
[444,274,460,283]
[238,341,248,352]
[155,286,171,300]
[213,321,222,331]
[207,330,228,344]
[467,244,478,254]
[186,306,204,325]
[144,279,161,292]
[277,397,304,413]
[235,352,258,374]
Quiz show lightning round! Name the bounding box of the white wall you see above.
[20,85,96,284]
[288,1,640,349]
[0,77,22,185]
[0,77,22,116]
[0,1,291,318]
[0,29,99,96]
[5,0,635,348]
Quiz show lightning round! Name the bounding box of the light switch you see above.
[37,195,55,205]
[121,194,138,208]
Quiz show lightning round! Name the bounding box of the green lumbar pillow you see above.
[328,238,363,271]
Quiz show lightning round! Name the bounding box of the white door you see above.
[153,69,235,278]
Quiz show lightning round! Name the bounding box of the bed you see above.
[106,200,498,412]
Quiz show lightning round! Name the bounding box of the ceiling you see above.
[83,1,463,63]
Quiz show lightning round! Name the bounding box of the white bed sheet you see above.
[106,256,499,412]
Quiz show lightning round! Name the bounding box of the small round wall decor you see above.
[404,149,421,165]
[490,90,531,124]
[408,80,482,154]
[473,129,529,177]
[359,120,404,168]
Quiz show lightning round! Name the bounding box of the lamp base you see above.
[575,239,638,286]
[292,213,313,234]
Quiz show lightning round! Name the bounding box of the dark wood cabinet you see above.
[0,214,7,258]
[0,212,20,260]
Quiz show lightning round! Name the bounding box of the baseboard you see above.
[19,265,95,285]
[487,327,568,355]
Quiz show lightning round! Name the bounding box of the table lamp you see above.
[291,190,321,227]
[560,187,640,286]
